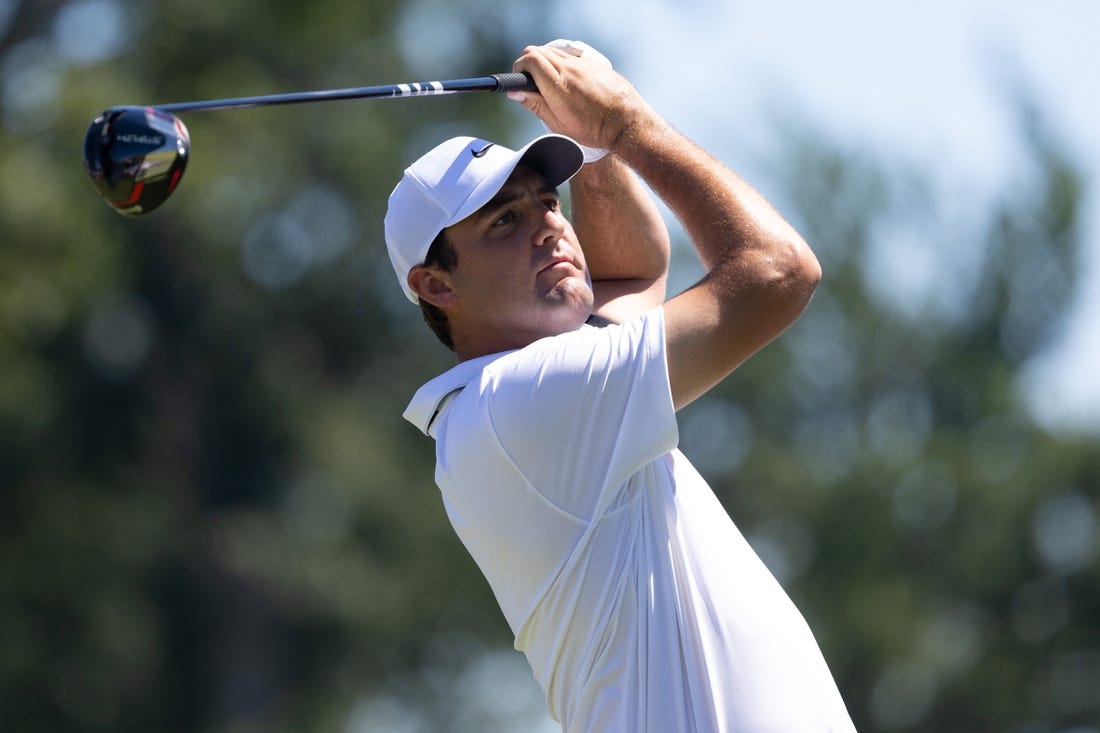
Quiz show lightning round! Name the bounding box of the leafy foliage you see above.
[1,2,1096,732]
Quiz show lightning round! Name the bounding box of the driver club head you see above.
[83,106,190,216]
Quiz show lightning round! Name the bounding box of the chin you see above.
[517,276,589,337]
[550,275,594,307]
[533,306,591,341]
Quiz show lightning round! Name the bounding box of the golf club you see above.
[83,72,537,216]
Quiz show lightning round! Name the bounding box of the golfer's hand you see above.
[509,42,648,153]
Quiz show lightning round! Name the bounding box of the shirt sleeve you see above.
[481,307,678,521]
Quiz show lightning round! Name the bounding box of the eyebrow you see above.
[473,176,558,223]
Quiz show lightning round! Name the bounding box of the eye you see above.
[491,209,518,228]
[543,197,560,212]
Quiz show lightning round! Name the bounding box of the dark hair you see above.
[418,230,459,351]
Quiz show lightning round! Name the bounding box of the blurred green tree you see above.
[690,96,1099,731]
[3,1,551,731]
[1,1,1096,732]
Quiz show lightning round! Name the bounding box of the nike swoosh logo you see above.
[471,143,494,158]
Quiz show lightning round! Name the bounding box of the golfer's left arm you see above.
[510,41,670,323]
[569,155,670,323]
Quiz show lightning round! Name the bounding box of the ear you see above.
[407,265,458,309]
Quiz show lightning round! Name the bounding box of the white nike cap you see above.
[384,134,584,303]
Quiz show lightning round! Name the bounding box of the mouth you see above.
[538,256,577,275]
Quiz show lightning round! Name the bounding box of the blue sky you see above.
[32,0,1091,429]
[548,0,1099,433]
[24,0,1097,428]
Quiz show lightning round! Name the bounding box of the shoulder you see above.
[484,307,669,418]
[406,308,667,436]
[491,308,664,380]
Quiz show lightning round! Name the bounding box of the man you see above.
[383,40,857,732]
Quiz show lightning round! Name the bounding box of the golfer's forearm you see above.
[569,156,670,282]
[611,112,819,297]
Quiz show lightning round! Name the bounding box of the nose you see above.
[535,205,567,247]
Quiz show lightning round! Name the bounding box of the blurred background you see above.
[1,0,1097,731]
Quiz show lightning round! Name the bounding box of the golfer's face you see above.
[444,165,593,345]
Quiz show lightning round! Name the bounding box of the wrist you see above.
[607,103,673,162]
[604,99,665,160]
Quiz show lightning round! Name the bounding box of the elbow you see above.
[778,233,821,308]
[751,235,820,328]
[743,239,822,330]
[707,231,821,328]
[799,241,822,297]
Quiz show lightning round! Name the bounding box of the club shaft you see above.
[152,73,536,113]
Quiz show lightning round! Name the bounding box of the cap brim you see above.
[517,134,585,189]
[446,134,584,228]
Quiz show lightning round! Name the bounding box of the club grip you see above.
[492,72,538,93]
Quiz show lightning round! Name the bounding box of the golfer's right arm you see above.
[514,44,821,411]
[618,114,821,409]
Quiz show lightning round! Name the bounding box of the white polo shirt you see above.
[404,308,856,733]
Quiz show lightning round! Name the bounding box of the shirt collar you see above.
[402,351,512,436]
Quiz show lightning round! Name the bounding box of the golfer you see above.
[384,40,857,732]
